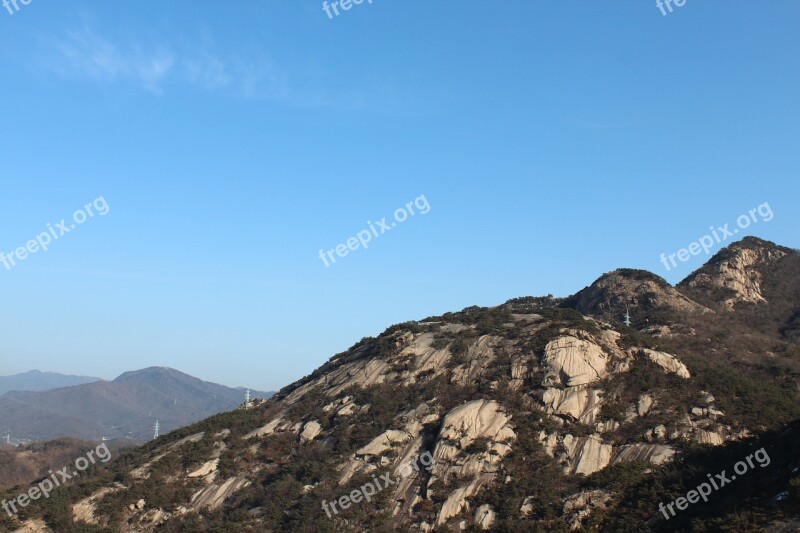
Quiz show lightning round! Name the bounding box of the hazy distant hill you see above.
[0,367,272,442]
[0,370,100,395]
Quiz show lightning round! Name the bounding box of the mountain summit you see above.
[679,236,796,309]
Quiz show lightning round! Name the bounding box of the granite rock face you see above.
[542,335,609,387]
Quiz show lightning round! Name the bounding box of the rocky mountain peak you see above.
[561,268,703,325]
[679,237,793,310]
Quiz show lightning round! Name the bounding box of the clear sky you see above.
[1,0,798,391]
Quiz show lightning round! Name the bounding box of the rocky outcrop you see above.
[187,458,219,478]
[281,332,502,407]
[130,432,205,479]
[430,400,516,526]
[72,485,125,525]
[244,415,292,439]
[356,429,413,457]
[563,490,611,531]
[338,403,437,489]
[562,434,613,475]
[322,395,357,416]
[435,475,494,526]
[596,420,620,434]
[542,335,609,387]
[644,424,667,442]
[520,496,536,517]
[611,444,676,466]
[431,400,515,480]
[474,504,496,530]
[638,393,655,416]
[450,335,499,386]
[695,429,726,446]
[189,475,250,512]
[132,509,172,530]
[12,519,50,533]
[300,421,323,442]
[537,431,559,456]
[638,349,691,379]
[541,386,603,424]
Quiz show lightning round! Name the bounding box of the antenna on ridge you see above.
[624,305,632,327]
[153,420,160,440]
[245,388,251,410]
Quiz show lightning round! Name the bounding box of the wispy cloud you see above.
[37,22,430,113]
[40,24,311,105]
[184,54,231,90]
[48,26,176,94]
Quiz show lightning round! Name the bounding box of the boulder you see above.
[520,496,535,517]
[474,504,495,530]
[300,421,323,443]
[637,394,654,416]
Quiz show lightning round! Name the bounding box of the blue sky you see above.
[1,1,798,391]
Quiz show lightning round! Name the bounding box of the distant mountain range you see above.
[0,367,273,442]
[0,370,100,395]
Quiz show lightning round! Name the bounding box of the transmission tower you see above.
[153,420,160,440]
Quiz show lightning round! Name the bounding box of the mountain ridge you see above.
[2,236,798,532]
[0,370,101,396]
[0,367,273,443]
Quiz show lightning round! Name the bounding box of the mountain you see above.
[678,236,800,342]
[0,370,100,396]
[2,237,798,532]
[0,367,272,443]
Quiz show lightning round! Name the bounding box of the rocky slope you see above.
[2,237,799,532]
